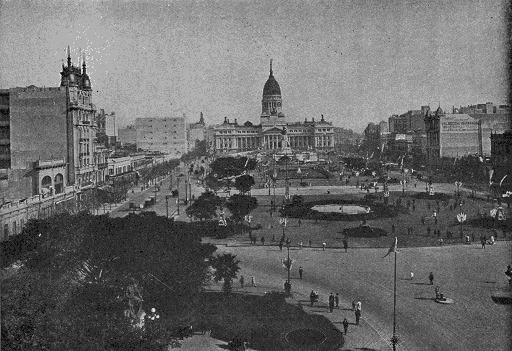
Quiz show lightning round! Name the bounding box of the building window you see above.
[4,223,9,238]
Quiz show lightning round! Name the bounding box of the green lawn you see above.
[227,189,509,249]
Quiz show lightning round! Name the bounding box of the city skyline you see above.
[0,0,509,132]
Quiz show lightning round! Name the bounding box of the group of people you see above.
[308,290,361,334]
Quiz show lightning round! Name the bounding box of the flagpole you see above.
[393,248,397,351]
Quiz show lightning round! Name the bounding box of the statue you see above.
[281,126,291,153]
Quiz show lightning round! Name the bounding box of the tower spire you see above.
[67,46,71,67]
[82,53,86,74]
[270,59,273,76]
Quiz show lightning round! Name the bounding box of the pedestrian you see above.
[298,218,302,227]
[392,224,395,233]
[279,242,283,251]
[309,240,312,247]
[429,272,434,285]
[299,241,303,250]
[239,275,244,289]
[342,318,349,334]
[335,293,339,308]
[505,265,512,285]
[310,290,316,307]
[328,293,335,313]
[261,236,265,245]
[439,238,443,246]
[251,276,256,287]
[299,266,303,279]
[322,242,326,251]
[471,232,475,242]
[343,238,348,253]
[355,308,361,325]
[410,272,414,280]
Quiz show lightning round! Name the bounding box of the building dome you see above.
[263,74,281,96]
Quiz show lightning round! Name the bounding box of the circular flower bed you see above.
[285,328,327,347]
[281,198,398,221]
[411,192,452,201]
[342,225,388,238]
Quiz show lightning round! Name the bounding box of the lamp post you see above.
[284,236,292,295]
[165,195,171,218]
[176,175,181,215]
[457,211,466,241]
[455,181,462,197]
[153,185,159,202]
[273,169,277,211]
[189,179,192,202]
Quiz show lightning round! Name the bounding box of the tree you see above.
[186,191,222,221]
[210,157,256,179]
[225,194,258,223]
[4,212,219,348]
[210,253,241,293]
[234,174,255,194]
[204,173,227,194]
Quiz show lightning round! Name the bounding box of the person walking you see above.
[481,237,486,249]
[239,275,244,289]
[298,218,302,227]
[299,266,303,279]
[310,290,316,307]
[335,293,339,308]
[343,238,348,253]
[354,307,361,325]
[299,241,303,250]
[261,236,265,245]
[342,318,349,334]
[322,242,326,251]
[309,240,312,247]
[429,272,434,285]
[251,276,256,287]
[279,241,283,251]
[328,293,335,313]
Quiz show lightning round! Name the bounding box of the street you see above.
[214,243,511,351]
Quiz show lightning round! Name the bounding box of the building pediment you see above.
[263,127,284,134]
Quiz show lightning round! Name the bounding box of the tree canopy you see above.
[225,194,258,223]
[210,253,241,293]
[234,174,255,194]
[2,212,218,349]
[210,157,257,179]
[186,191,222,221]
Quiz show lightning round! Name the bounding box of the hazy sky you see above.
[0,0,509,132]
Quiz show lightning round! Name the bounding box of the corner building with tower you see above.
[213,60,335,154]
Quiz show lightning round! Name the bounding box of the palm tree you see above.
[210,253,241,293]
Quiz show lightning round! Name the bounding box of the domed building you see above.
[213,60,335,154]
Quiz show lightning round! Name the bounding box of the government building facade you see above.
[213,61,335,154]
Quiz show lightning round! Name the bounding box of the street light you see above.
[457,211,467,241]
[165,195,172,218]
[284,237,292,295]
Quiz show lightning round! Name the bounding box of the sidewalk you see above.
[178,275,393,351]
